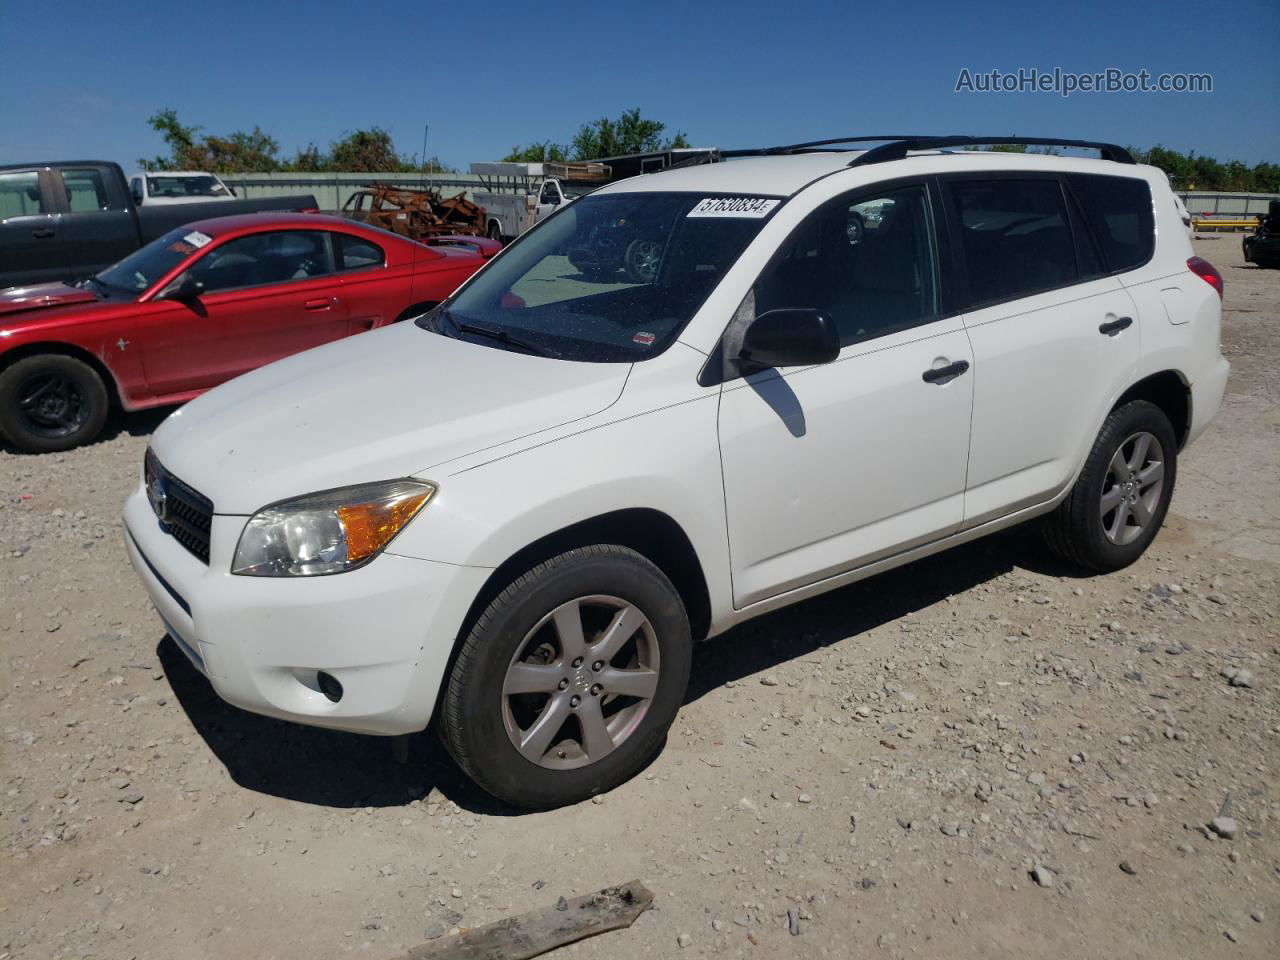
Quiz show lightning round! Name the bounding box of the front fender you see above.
[387,392,734,625]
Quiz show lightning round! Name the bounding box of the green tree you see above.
[138,109,202,170]
[503,110,690,162]
[411,155,459,175]
[286,143,326,172]
[140,109,279,172]
[502,141,570,163]
[329,127,403,173]
[570,108,689,159]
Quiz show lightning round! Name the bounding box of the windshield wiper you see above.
[440,310,555,358]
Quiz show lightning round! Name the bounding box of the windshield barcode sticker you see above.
[687,197,780,219]
[183,230,213,248]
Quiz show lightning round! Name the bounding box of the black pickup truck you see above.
[0,160,318,289]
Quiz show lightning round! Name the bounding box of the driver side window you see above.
[540,182,560,204]
[187,231,331,293]
[755,185,939,348]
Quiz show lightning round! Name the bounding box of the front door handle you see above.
[922,359,970,384]
[304,297,335,311]
[31,227,55,239]
[1099,316,1133,336]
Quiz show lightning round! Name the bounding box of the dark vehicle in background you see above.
[1243,200,1280,269]
[0,161,318,289]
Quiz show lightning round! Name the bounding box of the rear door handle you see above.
[922,359,970,384]
[1099,316,1133,336]
[31,227,55,239]
[304,297,335,311]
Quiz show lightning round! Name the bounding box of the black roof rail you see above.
[848,136,1136,166]
[720,136,935,158]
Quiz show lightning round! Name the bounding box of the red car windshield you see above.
[96,226,216,295]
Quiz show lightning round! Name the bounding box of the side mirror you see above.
[738,309,840,371]
[544,194,560,205]
[157,276,205,302]
[131,186,144,205]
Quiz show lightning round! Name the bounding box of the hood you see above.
[150,322,631,514]
[0,282,99,318]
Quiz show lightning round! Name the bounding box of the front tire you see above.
[0,354,109,453]
[440,545,691,809]
[1044,400,1177,572]
[624,238,662,284]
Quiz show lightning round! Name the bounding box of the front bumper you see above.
[123,485,490,735]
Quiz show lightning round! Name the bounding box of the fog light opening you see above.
[317,671,344,703]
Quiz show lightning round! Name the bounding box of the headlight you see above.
[232,479,436,577]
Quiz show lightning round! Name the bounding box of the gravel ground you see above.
[2,237,1277,959]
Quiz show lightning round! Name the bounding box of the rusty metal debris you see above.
[342,183,487,241]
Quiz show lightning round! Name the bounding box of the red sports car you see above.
[0,213,499,452]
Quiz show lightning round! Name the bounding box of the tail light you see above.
[1187,256,1223,299]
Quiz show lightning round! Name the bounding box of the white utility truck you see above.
[469,162,610,242]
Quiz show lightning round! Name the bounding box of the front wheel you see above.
[439,546,692,809]
[1044,400,1177,572]
[0,354,110,453]
[624,238,662,284]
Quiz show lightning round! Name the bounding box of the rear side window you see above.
[0,171,48,219]
[1068,174,1155,273]
[334,233,384,271]
[60,168,113,212]
[948,178,1077,306]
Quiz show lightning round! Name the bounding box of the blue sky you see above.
[2,0,1277,169]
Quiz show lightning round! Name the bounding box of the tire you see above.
[0,354,109,453]
[440,545,692,809]
[486,220,503,243]
[1044,400,1177,572]
[624,237,662,284]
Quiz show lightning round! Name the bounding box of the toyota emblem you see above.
[147,473,169,524]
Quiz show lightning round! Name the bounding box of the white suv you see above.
[124,136,1229,808]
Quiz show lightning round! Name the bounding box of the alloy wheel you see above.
[1100,430,1165,545]
[502,595,660,770]
[628,240,662,282]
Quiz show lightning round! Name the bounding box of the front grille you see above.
[144,451,214,564]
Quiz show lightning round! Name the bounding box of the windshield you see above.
[438,192,780,362]
[147,175,229,198]
[96,226,211,294]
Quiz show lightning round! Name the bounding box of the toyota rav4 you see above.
[124,136,1229,809]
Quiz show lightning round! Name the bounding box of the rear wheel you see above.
[487,220,503,243]
[1044,400,1177,572]
[440,545,691,809]
[0,354,109,453]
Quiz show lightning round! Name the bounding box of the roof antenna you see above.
[420,123,430,191]
[408,122,430,314]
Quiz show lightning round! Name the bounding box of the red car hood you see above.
[0,282,99,318]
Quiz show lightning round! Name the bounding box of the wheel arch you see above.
[457,508,713,649]
[0,341,124,408]
[1114,370,1191,449]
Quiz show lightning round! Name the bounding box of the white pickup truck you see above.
[469,162,608,241]
[129,170,237,206]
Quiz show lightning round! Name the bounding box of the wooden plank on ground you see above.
[392,880,654,960]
